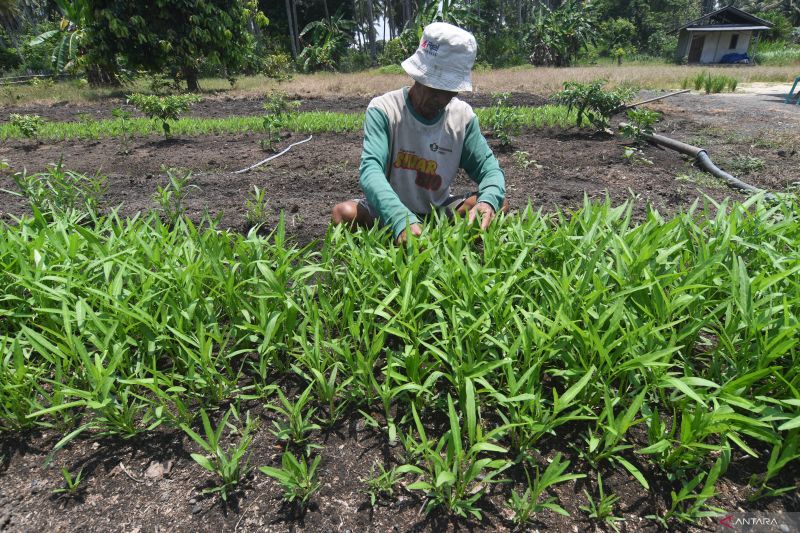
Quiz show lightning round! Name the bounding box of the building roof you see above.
[685,25,771,32]
[673,5,774,33]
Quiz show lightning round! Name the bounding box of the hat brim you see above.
[401,52,473,92]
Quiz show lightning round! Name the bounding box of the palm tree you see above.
[364,0,377,59]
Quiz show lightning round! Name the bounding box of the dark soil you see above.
[1,92,799,532]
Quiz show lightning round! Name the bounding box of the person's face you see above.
[415,84,458,117]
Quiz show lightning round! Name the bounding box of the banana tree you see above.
[28,0,89,73]
[298,8,355,71]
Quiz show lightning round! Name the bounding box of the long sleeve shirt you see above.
[359,87,505,239]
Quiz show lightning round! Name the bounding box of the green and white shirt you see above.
[359,87,505,238]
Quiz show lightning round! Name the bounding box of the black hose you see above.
[619,124,776,201]
[696,151,776,201]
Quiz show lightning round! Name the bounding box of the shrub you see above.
[486,92,523,149]
[127,93,201,140]
[262,91,300,151]
[757,11,794,42]
[9,113,45,140]
[620,108,661,144]
[264,52,294,81]
[555,80,634,130]
[377,29,417,66]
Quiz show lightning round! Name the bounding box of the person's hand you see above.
[396,223,423,244]
[468,202,496,230]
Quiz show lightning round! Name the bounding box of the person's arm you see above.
[359,107,420,239]
[459,115,505,212]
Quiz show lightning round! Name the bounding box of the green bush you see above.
[338,49,373,72]
[127,93,202,140]
[555,80,635,130]
[9,113,45,139]
[377,64,404,74]
[378,30,417,66]
[754,41,800,65]
[757,11,794,42]
[0,45,21,72]
[620,108,661,144]
[686,72,738,94]
[477,31,528,68]
[485,92,523,149]
[264,52,294,81]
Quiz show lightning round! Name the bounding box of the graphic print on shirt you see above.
[393,150,442,191]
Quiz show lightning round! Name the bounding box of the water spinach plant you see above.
[1,165,799,527]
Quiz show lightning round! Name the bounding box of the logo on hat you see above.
[420,39,440,56]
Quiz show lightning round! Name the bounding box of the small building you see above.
[674,6,773,64]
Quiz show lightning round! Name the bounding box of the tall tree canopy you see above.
[86,0,268,90]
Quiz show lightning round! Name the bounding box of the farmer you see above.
[331,22,506,243]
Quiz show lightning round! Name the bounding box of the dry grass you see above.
[1,64,797,106]
[254,64,798,98]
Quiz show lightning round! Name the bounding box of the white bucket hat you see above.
[401,22,477,92]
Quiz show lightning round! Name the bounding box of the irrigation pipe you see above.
[612,90,691,115]
[234,135,313,174]
[620,124,776,201]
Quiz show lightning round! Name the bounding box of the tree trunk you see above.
[285,0,298,58]
[365,0,377,59]
[387,0,395,40]
[86,64,120,87]
[403,0,412,29]
[291,0,301,53]
[183,65,200,92]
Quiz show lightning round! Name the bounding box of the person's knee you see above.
[331,201,357,225]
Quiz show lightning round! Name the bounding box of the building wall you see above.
[699,31,752,63]
[676,31,691,61]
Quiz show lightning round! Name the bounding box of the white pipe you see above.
[233,135,313,174]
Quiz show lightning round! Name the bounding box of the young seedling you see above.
[513,150,542,170]
[259,451,321,516]
[363,463,404,507]
[486,92,522,149]
[266,385,321,454]
[153,167,198,225]
[180,407,256,502]
[52,467,86,498]
[580,473,624,532]
[400,397,510,520]
[507,453,585,526]
[111,107,133,155]
[619,108,660,145]
[127,93,201,140]
[244,185,270,227]
[262,91,299,152]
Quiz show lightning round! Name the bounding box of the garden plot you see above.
[0,92,797,244]
[0,92,798,533]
